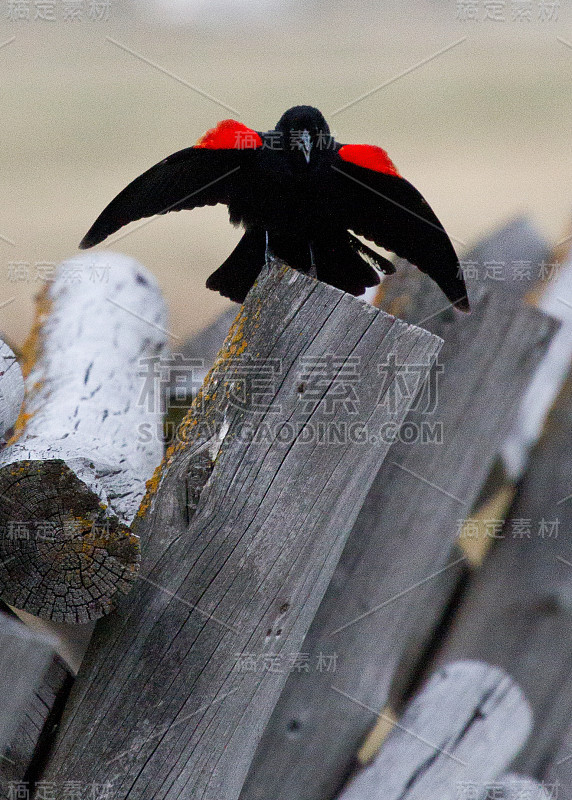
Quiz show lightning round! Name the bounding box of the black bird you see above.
[80,105,469,310]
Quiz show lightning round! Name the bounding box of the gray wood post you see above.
[241,280,556,799]
[0,646,72,796]
[427,368,572,778]
[461,214,550,300]
[41,261,442,800]
[338,661,531,800]
[375,214,551,324]
[382,219,569,704]
[503,249,572,479]
[382,223,567,707]
[0,611,56,754]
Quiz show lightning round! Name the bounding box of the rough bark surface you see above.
[41,261,442,800]
[242,287,556,800]
[428,371,572,778]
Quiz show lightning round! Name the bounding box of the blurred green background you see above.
[1,0,570,343]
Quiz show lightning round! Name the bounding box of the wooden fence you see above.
[0,216,569,800]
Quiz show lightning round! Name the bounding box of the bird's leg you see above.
[308,241,317,279]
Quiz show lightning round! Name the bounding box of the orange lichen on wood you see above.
[19,284,51,379]
[135,303,262,520]
[135,268,293,522]
[373,282,412,318]
[8,410,34,445]
[173,305,249,446]
[136,463,164,519]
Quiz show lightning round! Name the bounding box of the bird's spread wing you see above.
[79,120,263,249]
[328,144,469,310]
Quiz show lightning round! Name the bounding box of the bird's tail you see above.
[206,228,390,303]
[261,230,387,297]
[312,232,385,296]
[206,228,267,304]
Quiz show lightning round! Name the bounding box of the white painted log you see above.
[338,661,532,800]
[0,252,169,622]
[0,341,24,442]
[2,251,168,519]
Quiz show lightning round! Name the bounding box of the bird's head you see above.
[275,105,332,167]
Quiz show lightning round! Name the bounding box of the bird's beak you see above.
[301,129,312,164]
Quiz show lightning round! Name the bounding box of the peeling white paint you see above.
[0,252,169,523]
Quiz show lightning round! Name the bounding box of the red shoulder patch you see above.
[194,119,263,150]
[338,144,400,177]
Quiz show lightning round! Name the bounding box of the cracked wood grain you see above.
[241,262,556,800]
[0,611,56,755]
[427,371,572,782]
[338,662,531,800]
[40,260,442,800]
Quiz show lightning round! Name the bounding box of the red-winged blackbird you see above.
[80,105,469,311]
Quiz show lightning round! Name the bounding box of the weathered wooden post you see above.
[425,367,572,778]
[338,661,531,800]
[0,617,72,796]
[41,261,442,800]
[0,611,56,753]
[381,244,572,784]
[503,247,572,479]
[0,252,168,623]
[385,217,565,694]
[241,230,557,800]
